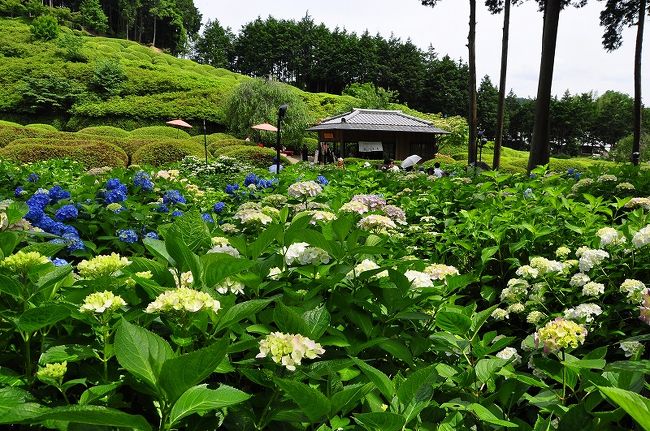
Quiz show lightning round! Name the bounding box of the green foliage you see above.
[130,126,191,139]
[611,133,650,162]
[192,19,233,68]
[78,125,130,138]
[342,83,397,110]
[24,123,58,132]
[56,32,87,62]
[225,78,309,147]
[79,0,108,33]
[131,139,204,166]
[30,14,59,41]
[0,0,26,17]
[19,75,82,113]
[90,59,127,97]
[0,141,127,167]
[218,145,289,168]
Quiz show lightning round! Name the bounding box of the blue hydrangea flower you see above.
[163,190,186,205]
[202,213,214,223]
[60,224,80,237]
[49,186,71,203]
[27,190,51,209]
[106,178,126,191]
[134,171,154,192]
[104,189,127,204]
[117,229,139,244]
[244,173,258,186]
[65,237,85,252]
[155,204,169,213]
[567,168,575,175]
[523,188,534,199]
[14,187,25,198]
[27,173,39,183]
[256,179,275,189]
[55,204,78,222]
[171,210,183,217]
[574,172,581,180]
[225,184,240,195]
[316,175,329,185]
[26,205,45,223]
[51,258,69,267]
[144,231,159,240]
[213,202,225,213]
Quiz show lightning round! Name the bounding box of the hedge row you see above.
[0,142,128,168]
[131,140,205,166]
[218,145,289,169]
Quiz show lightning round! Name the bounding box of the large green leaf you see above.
[352,358,394,400]
[397,365,439,405]
[40,344,96,364]
[599,386,650,430]
[469,403,518,428]
[354,412,405,431]
[202,254,254,289]
[330,383,373,416]
[165,232,202,286]
[275,378,331,422]
[302,305,330,339]
[159,338,228,403]
[214,298,273,332]
[16,305,70,333]
[33,405,151,430]
[169,384,250,426]
[435,310,471,335]
[0,274,23,298]
[114,319,174,390]
[143,238,176,266]
[249,224,282,259]
[79,382,122,405]
[0,387,47,424]
[274,302,310,335]
[171,211,212,252]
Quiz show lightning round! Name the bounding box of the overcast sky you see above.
[195,0,647,99]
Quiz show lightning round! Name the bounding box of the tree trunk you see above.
[468,0,478,165]
[152,17,157,47]
[528,0,561,171]
[493,0,511,170]
[633,0,646,165]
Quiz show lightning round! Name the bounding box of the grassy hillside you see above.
[1,17,458,136]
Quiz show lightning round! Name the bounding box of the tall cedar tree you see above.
[600,0,647,165]
[528,0,587,171]
[421,0,478,165]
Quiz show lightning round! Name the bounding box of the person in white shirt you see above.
[268,157,284,173]
[433,162,444,178]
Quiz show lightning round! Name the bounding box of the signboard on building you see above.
[358,141,383,153]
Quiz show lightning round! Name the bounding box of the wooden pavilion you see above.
[306,109,450,161]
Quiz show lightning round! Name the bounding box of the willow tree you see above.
[600,0,647,165]
[421,0,478,165]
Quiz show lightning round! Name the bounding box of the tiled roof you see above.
[307,109,450,134]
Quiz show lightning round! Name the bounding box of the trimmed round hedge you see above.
[218,145,289,169]
[130,126,191,140]
[131,140,205,166]
[207,138,251,156]
[78,126,131,138]
[0,125,59,148]
[25,124,58,132]
[0,142,128,168]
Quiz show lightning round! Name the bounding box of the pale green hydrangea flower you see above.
[0,251,49,273]
[77,253,131,279]
[256,332,325,371]
[80,291,126,314]
[37,362,67,384]
[535,318,587,353]
[146,287,220,314]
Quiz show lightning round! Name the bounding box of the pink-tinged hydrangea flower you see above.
[632,225,650,248]
[383,205,407,224]
[620,279,648,303]
[288,181,322,199]
[351,194,386,210]
[535,318,587,353]
[625,197,650,210]
[597,227,626,248]
[284,242,330,266]
[256,332,325,371]
[640,292,650,325]
[358,214,397,232]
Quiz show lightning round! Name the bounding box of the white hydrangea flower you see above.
[346,259,388,280]
[501,278,529,303]
[597,174,617,182]
[620,341,645,358]
[569,273,591,288]
[632,225,650,248]
[211,236,230,247]
[405,270,433,288]
[507,303,526,314]
[339,200,369,214]
[620,279,648,303]
[145,287,220,314]
[578,249,609,272]
[516,265,539,280]
[582,281,605,297]
[288,181,323,199]
[616,182,635,191]
[268,267,282,280]
[563,303,602,323]
[256,332,325,371]
[220,223,239,234]
[597,227,626,248]
[285,242,330,266]
[357,214,397,232]
[529,257,564,275]
[424,263,459,281]
[234,209,273,226]
[625,197,650,210]
[79,291,126,314]
[208,244,240,257]
[496,347,521,364]
[216,277,245,295]
[307,210,337,224]
[555,246,571,260]
[172,271,193,289]
[526,311,546,325]
[491,308,509,320]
